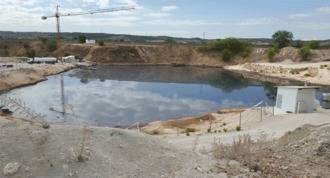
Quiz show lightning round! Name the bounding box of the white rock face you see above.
[3,162,20,176]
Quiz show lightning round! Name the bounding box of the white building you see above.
[28,57,57,64]
[274,86,319,115]
[85,39,96,44]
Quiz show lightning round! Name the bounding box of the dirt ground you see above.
[226,61,330,86]
[0,116,228,178]
[0,63,75,92]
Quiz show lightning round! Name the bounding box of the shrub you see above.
[185,128,196,133]
[223,128,228,132]
[222,49,233,62]
[306,41,320,49]
[98,41,105,46]
[267,47,278,61]
[207,128,212,133]
[78,35,86,43]
[236,126,241,131]
[199,38,250,62]
[0,49,9,57]
[298,46,311,61]
[304,73,311,77]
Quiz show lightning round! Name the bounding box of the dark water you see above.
[5,66,277,126]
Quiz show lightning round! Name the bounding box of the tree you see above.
[298,46,311,60]
[272,30,294,48]
[78,35,86,43]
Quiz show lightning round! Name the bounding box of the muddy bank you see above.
[0,63,75,93]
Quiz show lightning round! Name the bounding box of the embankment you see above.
[57,44,225,66]
[225,62,330,87]
[0,63,75,93]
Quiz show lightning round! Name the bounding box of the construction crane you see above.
[41,3,134,116]
[42,4,134,60]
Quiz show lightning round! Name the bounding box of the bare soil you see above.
[0,116,223,178]
[0,63,74,92]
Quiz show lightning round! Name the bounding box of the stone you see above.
[3,162,20,176]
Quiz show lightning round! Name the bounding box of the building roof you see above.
[276,86,320,89]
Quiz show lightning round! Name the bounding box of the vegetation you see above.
[298,46,311,60]
[47,39,57,52]
[0,48,9,57]
[200,38,250,62]
[306,41,320,49]
[272,30,293,48]
[98,41,105,46]
[236,126,241,131]
[165,37,176,44]
[267,47,279,61]
[78,35,87,43]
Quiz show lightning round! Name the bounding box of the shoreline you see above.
[0,63,77,93]
[224,62,330,88]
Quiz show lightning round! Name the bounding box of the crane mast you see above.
[42,4,134,116]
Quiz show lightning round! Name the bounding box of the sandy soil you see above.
[225,61,330,86]
[146,108,330,151]
[0,116,229,178]
[0,63,75,92]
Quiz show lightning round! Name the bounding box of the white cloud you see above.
[288,13,312,19]
[318,7,330,14]
[161,5,177,12]
[237,17,277,26]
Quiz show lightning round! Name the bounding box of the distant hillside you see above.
[0,31,329,46]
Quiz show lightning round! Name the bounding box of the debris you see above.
[3,162,20,176]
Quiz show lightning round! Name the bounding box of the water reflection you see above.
[6,66,275,126]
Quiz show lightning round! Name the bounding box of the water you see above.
[4,66,276,127]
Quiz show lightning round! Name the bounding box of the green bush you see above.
[200,38,250,62]
[306,41,320,49]
[0,49,9,57]
[185,128,196,133]
[78,35,86,43]
[298,46,311,61]
[98,41,105,46]
[236,126,241,131]
[267,47,278,61]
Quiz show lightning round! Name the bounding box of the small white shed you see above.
[85,39,96,44]
[274,86,319,115]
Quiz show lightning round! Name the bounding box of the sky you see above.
[0,0,330,40]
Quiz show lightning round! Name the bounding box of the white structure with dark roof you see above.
[275,86,319,115]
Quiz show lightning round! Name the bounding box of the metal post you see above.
[260,106,263,122]
[239,112,242,128]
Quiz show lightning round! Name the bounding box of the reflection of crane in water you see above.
[42,2,134,115]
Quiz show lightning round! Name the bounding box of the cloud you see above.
[161,5,178,12]
[318,7,330,14]
[237,17,277,26]
[288,13,312,19]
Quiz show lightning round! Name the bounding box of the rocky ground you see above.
[212,124,330,177]
[0,62,75,92]
[226,61,330,86]
[0,116,227,178]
